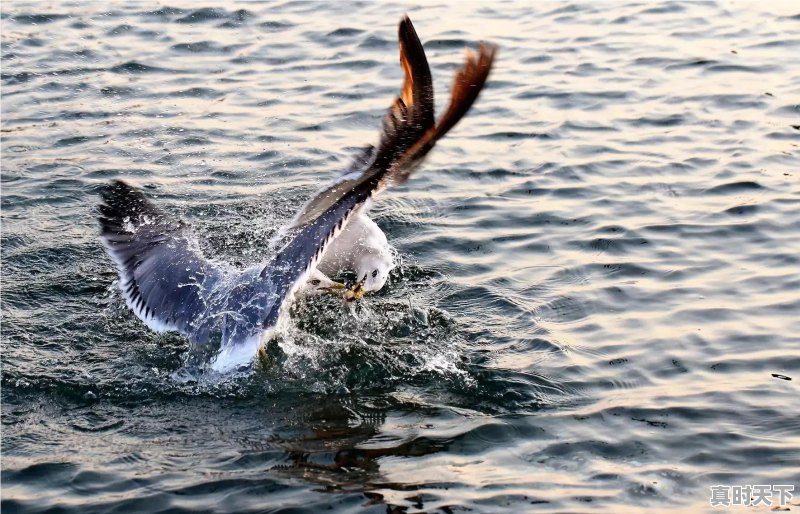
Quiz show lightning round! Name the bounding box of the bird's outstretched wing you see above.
[99,180,285,371]
[99,178,359,371]
[287,15,497,230]
[99,180,229,343]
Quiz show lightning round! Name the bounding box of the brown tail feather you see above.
[434,42,497,139]
[387,42,497,183]
[373,15,436,170]
[398,15,435,128]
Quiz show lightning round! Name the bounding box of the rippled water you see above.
[2,1,799,512]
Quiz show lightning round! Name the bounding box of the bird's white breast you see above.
[316,212,390,275]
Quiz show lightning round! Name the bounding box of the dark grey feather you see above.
[98,180,362,363]
[98,181,279,349]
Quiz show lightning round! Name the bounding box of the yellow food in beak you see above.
[344,275,367,302]
[344,286,365,302]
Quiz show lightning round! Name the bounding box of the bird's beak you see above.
[321,281,347,294]
[344,275,367,302]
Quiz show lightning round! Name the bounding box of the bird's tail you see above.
[375,17,497,186]
[287,16,496,230]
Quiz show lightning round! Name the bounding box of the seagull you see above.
[98,16,496,372]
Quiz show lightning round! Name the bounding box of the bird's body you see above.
[299,210,393,296]
[318,210,389,275]
[98,17,496,372]
[317,209,394,293]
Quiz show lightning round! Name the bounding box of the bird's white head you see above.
[345,252,393,302]
[360,255,391,292]
[302,269,346,296]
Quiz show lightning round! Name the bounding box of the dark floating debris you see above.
[771,374,792,381]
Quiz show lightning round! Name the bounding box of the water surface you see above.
[2,1,799,512]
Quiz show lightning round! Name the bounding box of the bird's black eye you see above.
[372,269,378,278]
[311,279,321,286]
